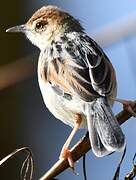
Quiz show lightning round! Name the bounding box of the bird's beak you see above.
[6,24,26,33]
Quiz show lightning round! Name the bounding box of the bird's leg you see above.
[111,97,136,117]
[59,113,82,170]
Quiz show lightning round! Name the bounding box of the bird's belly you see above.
[38,77,87,128]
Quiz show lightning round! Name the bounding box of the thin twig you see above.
[125,152,136,180]
[83,152,87,180]
[112,146,127,180]
[0,147,34,180]
[39,101,136,180]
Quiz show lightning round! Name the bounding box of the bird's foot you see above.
[115,99,136,117]
[59,148,76,173]
[122,100,136,117]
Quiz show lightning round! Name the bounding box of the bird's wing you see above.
[45,33,116,102]
[78,34,117,97]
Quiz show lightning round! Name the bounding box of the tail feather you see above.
[86,97,125,157]
[89,117,111,156]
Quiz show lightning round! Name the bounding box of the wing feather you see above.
[43,32,116,102]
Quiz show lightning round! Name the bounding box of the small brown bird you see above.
[7,5,134,169]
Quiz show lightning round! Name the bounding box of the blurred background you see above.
[0,0,136,179]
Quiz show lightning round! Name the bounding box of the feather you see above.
[63,32,116,98]
[86,98,125,157]
[86,102,111,156]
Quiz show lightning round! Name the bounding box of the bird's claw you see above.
[59,148,77,173]
[122,100,136,117]
[111,98,136,117]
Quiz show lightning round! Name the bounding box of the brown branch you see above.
[39,101,136,180]
[125,152,136,180]
[125,165,136,180]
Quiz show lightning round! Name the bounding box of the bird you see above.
[7,5,135,169]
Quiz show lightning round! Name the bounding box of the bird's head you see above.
[6,5,84,50]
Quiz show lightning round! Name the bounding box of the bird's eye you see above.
[35,21,47,32]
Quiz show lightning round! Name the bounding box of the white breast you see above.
[37,50,87,128]
[38,73,87,128]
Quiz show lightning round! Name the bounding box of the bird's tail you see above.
[86,97,125,157]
